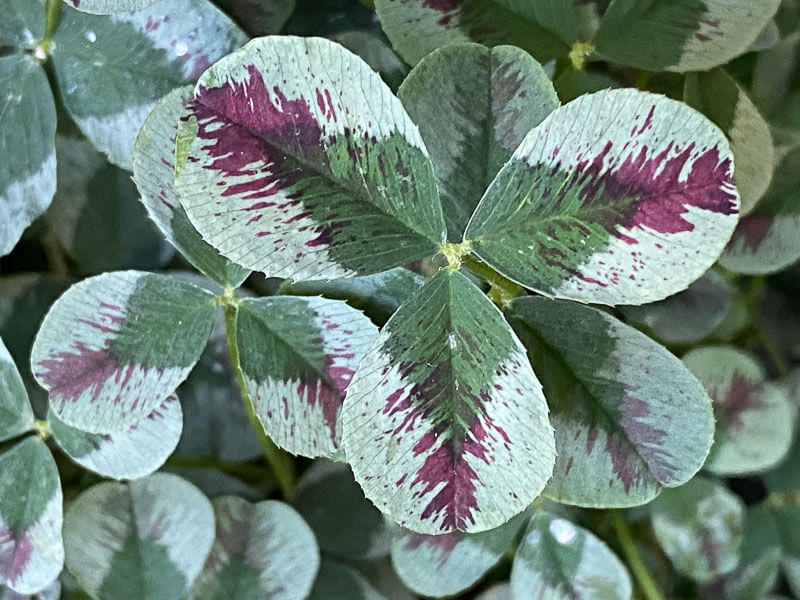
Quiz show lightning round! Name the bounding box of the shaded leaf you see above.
[357,557,417,600]
[214,0,295,36]
[189,496,318,600]
[237,296,377,457]
[331,31,407,91]
[63,473,215,600]
[51,0,246,168]
[511,512,632,600]
[49,394,182,480]
[308,558,388,600]
[175,36,445,281]
[465,88,739,305]
[133,86,250,288]
[63,0,160,14]
[0,54,56,256]
[0,338,34,443]
[650,477,744,584]
[0,0,44,47]
[342,268,554,534]
[553,68,618,104]
[391,512,525,597]
[31,271,216,433]
[398,43,559,240]
[507,297,713,507]
[0,437,63,595]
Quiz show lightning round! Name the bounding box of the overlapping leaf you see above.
[63,473,215,600]
[63,0,160,14]
[0,437,63,595]
[0,579,60,600]
[189,496,319,600]
[510,512,632,600]
[683,347,794,475]
[465,88,739,305]
[175,36,445,281]
[332,31,407,91]
[308,558,388,600]
[0,53,56,257]
[342,268,555,534]
[49,394,183,479]
[237,296,377,457]
[391,513,525,597]
[31,271,216,433]
[398,43,559,240]
[50,0,246,168]
[506,297,714,507]
[0,338,33,443]
[1,0,44,47]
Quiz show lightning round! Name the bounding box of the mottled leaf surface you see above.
[507,297,713,508]
[511,512,632,600]
[374,0,568,67]
[0,54,56,257]
[0,437,63,595]
[176,36,446,281]
[391,512,525,597]
[593,0,781,72]
[399,43,559,240]
[133,87,250,288]
[465,88,739,305]
[0,339,33,443]
[63,473,215,600]
[63,0,160,14]
[190,497,318,600]
[237,296,377,457]
[31,271,216,433]
[49,394,183,480]
[683,347,794,475]
[51,0,246,168]
[342,268,555,534]
[308,558,388,600]
[650,477,744,584]
[0,0,44,47]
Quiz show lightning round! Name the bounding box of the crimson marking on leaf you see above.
[0,526,33,581]
[402,532,459,567]
[298,353,356,445]
[37,342,122,410]
[712,373,764,430]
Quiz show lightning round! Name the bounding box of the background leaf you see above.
[63,473,215,600]
[214,0,296,36]
[0,338,34,443]
[0,0,44,47]
[331,31,407,91]
[342,268,555,533]
[465,88,739,305]
[308,558,389,600]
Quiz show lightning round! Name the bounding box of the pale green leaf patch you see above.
[0,338,34,443]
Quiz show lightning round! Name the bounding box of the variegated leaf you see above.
[650,477,744,584]
[0,54,56,257]
[1,0,44,47]
[0,338,34,443]
[50,0,246,168]
[0,578,60,600]
[48,394,183,480]
[31,271,216,433]
[683,347,794,475]
[308,558,388,600]
[341,268,555,534]
[511,512,632,600]
[189,496,319,600]
[374,0,569,67]
[237,296,377,457]
[391,513,525,597]
[506,297,713,508]
[62,0,160,14]
[175,36,445,281]
[0,437,63,595]
[294,460,390,560]
[465,88,739,305]
[63,473,215,600]
[593,0,781,72]
[685,69,774,215]
[398,43,559,240]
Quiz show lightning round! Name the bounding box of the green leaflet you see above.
[510,512,632,600]
[48,394,183,480]
[506,297,713,508]
[64,473,215,600]
[398,43,559,240]
[308,558,388,600]
[683,347,794,475]
[465,88,739,306]
[0,338,34,443]
[50,0,246,168]
[342,269,554,534]
[650,477,744,584]
[62,0,160,14]
[593,0,782,72]
[237,296,377,458]
[133,87,250,288]
[0,437,63,595]
[31,271,216,433]
[189,497,319,600]
[0,0,44,47]
[0,53,57,257]
[176,36,445,281]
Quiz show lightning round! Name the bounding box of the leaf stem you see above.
[462,254,526,308]
[37,0,62,57]
[221,290,296,498]
[611,510,665,600]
